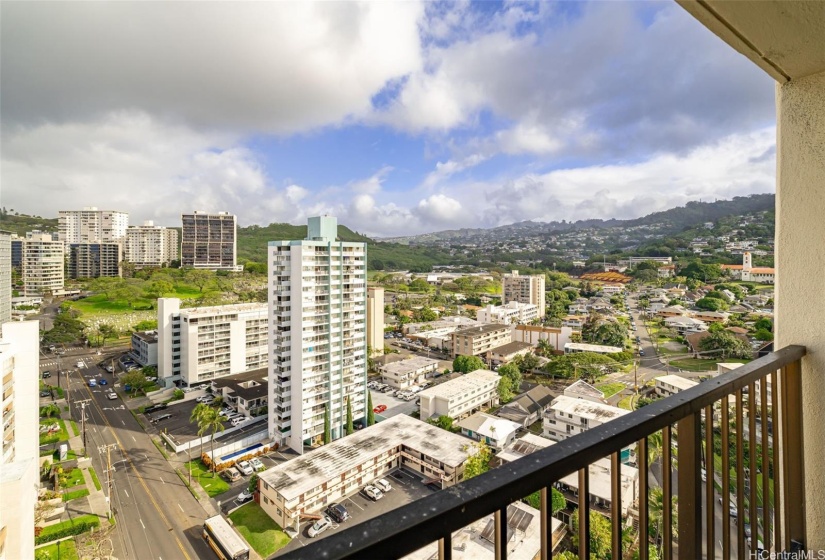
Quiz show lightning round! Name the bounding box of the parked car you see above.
[41,371,51,378]
[249,458,265,472]
[107,391,118,400]
[237,461,254,476]
[99,379,108,385]
[89,379,97,388]
[39,390,51,397]
[307,515,333,538]
[104,365,115,373]
[374,479,392,493]
[196,395,213,403]
[363,485,383,501]
[222,467,242,483]
[150,413,172,424]
[236,489,253,504]
[76,361,84,368]
[373,405,387,414]
[231,416,249,427]
[326,503,349,523]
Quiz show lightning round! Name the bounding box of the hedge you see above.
[62,488,90,502]
[35,514,100,545]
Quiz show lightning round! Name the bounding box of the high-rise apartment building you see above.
[21,234,64,296]
[125,221,179,268]
[0,321,40,560]
[67,243,121,279]
[58,207,128,246]
[366,287,384,356]
[502,270,546,318]
[181,211,239,271]
[0,231,11,324]
[156,298,268,387]
[268,216,368,453]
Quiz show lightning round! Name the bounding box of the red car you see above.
[373,405,387,414]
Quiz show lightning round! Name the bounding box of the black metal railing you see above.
[281,345,806,560]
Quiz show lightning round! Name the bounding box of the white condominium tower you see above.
[181,211,239,271]
[125,221,180,268]
[58,207,129,246]
[502,270,546,318]
[268,216,368,453]
[20,234,65,296]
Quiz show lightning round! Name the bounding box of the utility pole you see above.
[98,443,118,520]
[75,399,92,454]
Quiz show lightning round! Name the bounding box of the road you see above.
[46,349,215,560]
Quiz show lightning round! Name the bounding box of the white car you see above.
[363,485,383,501]
[374,479,392,493]
[231,416,248,427]
[106,391,118,400]
[307,515,333,538]
[249,458,265,472]
[76,361,84,368]
[237,461,254,476]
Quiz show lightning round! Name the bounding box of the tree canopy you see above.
[699,330,753,359]
[453,355,485,373]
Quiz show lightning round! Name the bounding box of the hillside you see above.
[0,209,58,236]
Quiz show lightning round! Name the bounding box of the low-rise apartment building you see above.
[67,242,121,279]
[495,433,554,467]
[418,369,501,420]
[258,414,474,529]
[210,368,268,418]
[476,301,539,325]
[157,298,268,387]
[543,396,631,461]
[487,341,533,366]
[563,342,623,355]
[130,331,159,367]
[457,412,521,451]
[654,374,699,398]
[379,356,439,390]
[556,457,639,521]
[451,324,512,358]
[513,325,575,353]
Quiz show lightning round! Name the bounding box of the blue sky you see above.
[1,1,777,237]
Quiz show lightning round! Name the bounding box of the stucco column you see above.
[775,69,825,549]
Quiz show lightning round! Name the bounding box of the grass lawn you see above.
[618,395,635,410]
[672,358,752,372]
[185,460,230,497]
[36,514,100,545]
[35,538,79,560]
[40,419,69,445]
[59,468,85,489]
[229,502,291,557]
[70,420,80,437]
[65,284,206,319]
[54,449,78,463]
[89,467,102,491]
[63,488,90,502]
[595,382,625,398]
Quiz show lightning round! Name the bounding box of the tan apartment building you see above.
[257,415,474,529]
[20,234,64,296]
[502,270,546,318]
[125,221,179,268]
[379,356,438,390]
[451,324,512,358]
[367,287,385,356]
[418,369,501,420]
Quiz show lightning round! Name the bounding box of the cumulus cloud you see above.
[1,1,424,133]
[413,194,464,225]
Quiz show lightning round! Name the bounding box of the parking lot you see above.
[214,447,300,509]
[370,388,418,419]
[278,468,437,555]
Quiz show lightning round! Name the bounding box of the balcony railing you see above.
[283,346,807,560]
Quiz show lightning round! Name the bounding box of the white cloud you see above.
[422,153,488,188]
[413,194,463,225]
[350,166,393,195]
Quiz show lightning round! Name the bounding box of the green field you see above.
[228,503,291,557]
[184,460,230,497]
[63,488,90,502]
[34,538,79,560]
[671,358,751,372]
[65,284,202,319]
[595,382,626,398]
[39,419,69,445]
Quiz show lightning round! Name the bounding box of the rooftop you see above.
[453,324,511,337]
[496,433,555,465]
[559,456,639,505]
[417,369,501,401]
[549,395,629,422]
[179,302,267,318]
[259,415,474,501]
[379,356,439,375]
[488,341,533,356]
[655,374,699,391]
[563,342,623,353]
[563,380,605,402]
[456,412,521,440]
[132,330,158,343]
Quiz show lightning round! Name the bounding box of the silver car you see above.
[308,515,333,538]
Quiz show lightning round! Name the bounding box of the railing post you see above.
[781,360,806,547]
[677,412,702,560]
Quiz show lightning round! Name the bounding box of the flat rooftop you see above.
[132,330,158,343]
[488,341,533,356]
[496,433,554,465]
[418,369,501,401]
[559,456,639,506]
[380,356,439,375]
[453,324,510,337]
[549,395,629,422]
[563,342,623,353]
[655,374,699,391]
[179,302,267,317]
[259,415,473,501]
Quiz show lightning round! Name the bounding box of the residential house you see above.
[456,412,521,451]
[496,385,555,427]
[654,374,699,398]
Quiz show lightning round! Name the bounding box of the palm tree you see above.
[648,487,678,551]
[190,403,212,461]
[537,338,553,357]
[204,409,226,473]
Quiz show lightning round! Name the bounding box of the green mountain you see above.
[0,209,58,236]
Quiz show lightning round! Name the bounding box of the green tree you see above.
[754,317,773,332]
[453,355,485,373]
[514,352,540,373]
[649,486,678,548]
[497,376,514,403]
[498,363,522,392]
[696,296,728,311]
[754,328,774,341]
[248,473,259,494]
[429,415,455,432]
[204,409,226,472]
[524,487,566,514]
[591,322,628,347]
[367,392,375,426]
[345,396,354,436]
[186,269,213,292]
[707,321,725,333]
[463,442,492,479]
[323,404,331,444]
[121,370,149,394]
[571,509,613,560]
[412,307,438,322]
[190,403,213,460]
[145,275,174,299]
[699,330,753,359]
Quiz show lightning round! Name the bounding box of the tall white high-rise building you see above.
[268,216,368,453]
[181,211,240,271]
[125,221,180,268]
[21,234,64,296]
[58,207,129,246]
[0,231,11,324]
[502,270,546,318]
[0,321,40,560]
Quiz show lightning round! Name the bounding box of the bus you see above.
[202,515,250,560]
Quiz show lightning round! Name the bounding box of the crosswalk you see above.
[40,357,90,369]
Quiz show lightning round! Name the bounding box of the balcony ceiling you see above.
[678,0,825,82]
